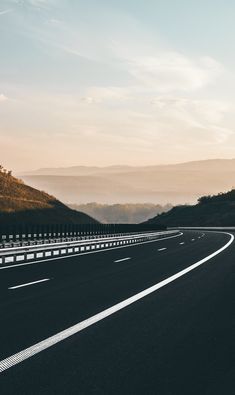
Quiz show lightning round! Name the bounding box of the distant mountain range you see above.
[21,159,235,205]
[0,169,97,225]
[69,203,172,224]
[21,165,136,177]
[145,189,235,227]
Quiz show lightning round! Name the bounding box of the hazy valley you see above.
[69,203,172,224]
[21,159,235,206]
[0,168,97,225]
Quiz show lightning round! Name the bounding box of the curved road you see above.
[0,230,234,394]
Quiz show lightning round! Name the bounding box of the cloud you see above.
[27,0,49,7]
[0,9,12,16]
[47,18,62,26]
[151,96,230,123]
[125,53,222,93]
[2,4,234,167]
[81,96,100,104]
[110,29,223,94]
[81,87,132,104]
[149,95,233,144]
[20,0,54,11]
[24,88,232,147]
[0,94,8,102]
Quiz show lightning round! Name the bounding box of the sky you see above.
[1,0,235,171]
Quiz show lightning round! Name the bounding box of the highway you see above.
[0,230,234,394]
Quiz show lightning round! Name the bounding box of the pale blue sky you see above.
[1,0,235,170]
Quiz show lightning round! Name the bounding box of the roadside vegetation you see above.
[146,189,235,226]
[0,167,97,224]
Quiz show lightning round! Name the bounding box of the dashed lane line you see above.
[8,278,50,290]
[114,257,131,263]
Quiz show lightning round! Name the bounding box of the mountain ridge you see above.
[21,159,235,205]
[0,168,98,225]
[145,189,235,227]
[20,158,235,176]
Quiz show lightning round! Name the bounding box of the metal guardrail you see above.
[171,227,235,230]
[0,231,157,250]
[0,224,166,244]
[0,230,179,266]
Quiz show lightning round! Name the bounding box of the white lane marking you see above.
[8,279,50,290]
[0,232,183,270]
[180,242,185,245]
[191,239,195,241]
[114,257,131,263]
[0,232,233,373]
[158,248,167,251]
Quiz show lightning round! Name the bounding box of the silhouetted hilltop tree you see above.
[198,189,235,204]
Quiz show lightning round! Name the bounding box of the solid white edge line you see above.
[8,278,50,290]
[0,231,233,373]
[0,232,183,270]
[114,257,131,263]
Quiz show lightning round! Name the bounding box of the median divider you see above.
[0,230,180,266]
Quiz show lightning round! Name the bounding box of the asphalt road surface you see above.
[0,230,234,395]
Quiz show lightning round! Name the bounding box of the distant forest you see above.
[69,203,172,224]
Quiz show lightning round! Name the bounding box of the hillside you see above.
[146,189,235,227]
[0,168,97,225]
[69,203,172,224]
[21,159,235,205]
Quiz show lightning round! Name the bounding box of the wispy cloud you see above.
[150,95,233,143]
[126,53,222,93]
[1,2,235,169]
[81,87,132,104]
[0,9,12,16]
[0,94,8,102]
[26,0,52,10]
